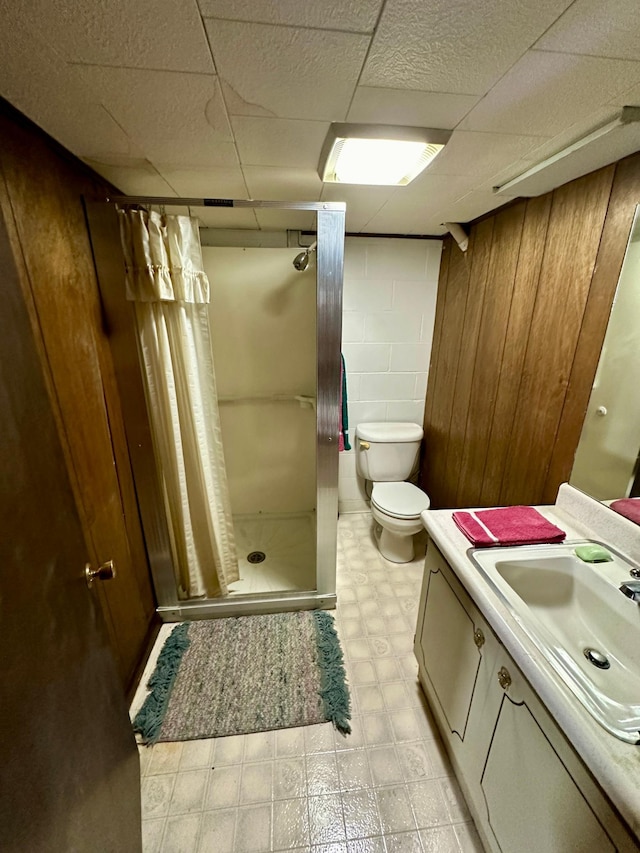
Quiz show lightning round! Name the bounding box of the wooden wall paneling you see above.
[542,152,640,502]
[0,111,154,688]
[421,236,473,507]
[421,238,450,447]
[455,205,525,507]
[85,200,176,610]
[99,378,156,623]
[0,147,120,658]
[421,239,452,501]
[480,195,552,506]
[440,217,494,508]
[499,167,616,506]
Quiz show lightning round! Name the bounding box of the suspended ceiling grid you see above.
[1,0,640,234]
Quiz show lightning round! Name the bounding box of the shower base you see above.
[228,512,316,596]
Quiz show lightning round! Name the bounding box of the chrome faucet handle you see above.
[629,567,640,579]
[619,580,640,602]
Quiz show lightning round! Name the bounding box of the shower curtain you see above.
[118,209,239,598]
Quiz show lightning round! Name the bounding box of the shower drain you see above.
[247,551,266,564]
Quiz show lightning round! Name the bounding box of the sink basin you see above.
[470,540,640,743]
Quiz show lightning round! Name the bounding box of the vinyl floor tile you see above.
[135,513,482,852]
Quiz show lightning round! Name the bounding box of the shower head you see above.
[293,241,317,271]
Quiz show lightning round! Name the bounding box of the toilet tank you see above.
[355,422,423,482]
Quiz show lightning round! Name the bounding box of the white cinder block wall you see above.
[339,237,442,513]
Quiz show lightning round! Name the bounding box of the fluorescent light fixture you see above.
[494,107,640,198]
[319,123,451,186]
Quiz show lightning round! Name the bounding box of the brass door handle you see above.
[473,628,485,649]
[85,559,116,588]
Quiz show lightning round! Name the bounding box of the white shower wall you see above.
[340,237,442,513]
[202,247,316,516]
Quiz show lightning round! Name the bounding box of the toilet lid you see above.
[371,482,431,518]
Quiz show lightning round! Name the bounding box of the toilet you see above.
[355,422,431,563]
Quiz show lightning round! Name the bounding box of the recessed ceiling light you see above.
[319,123,451,186]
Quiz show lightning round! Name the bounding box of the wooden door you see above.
[0,186,141,851]
[0,107,156,692]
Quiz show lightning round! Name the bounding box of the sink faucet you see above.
[620,580,640,602]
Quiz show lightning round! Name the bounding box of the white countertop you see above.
[420,487,640,839]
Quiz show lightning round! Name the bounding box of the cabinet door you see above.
[481,656,617,853]
[415,543,485,740]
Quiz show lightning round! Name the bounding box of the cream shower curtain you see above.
[118,209,239,598]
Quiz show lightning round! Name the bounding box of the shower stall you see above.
[86,199,345,620]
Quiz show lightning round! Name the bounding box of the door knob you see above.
[85,559,116,588]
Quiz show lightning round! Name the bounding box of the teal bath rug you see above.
[133,610,351,744]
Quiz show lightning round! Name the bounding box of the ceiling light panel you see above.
[319,124,451,186]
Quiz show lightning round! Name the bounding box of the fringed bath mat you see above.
[133,610,351,744]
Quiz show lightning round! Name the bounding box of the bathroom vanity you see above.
[415,485,640,853]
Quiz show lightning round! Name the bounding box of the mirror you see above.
[570,204,640,522]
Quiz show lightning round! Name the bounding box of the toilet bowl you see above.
[370,481,430,562]
[355,423,430,563]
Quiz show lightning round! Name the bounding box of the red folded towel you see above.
[610,498,640,526]
[452,505,566,547]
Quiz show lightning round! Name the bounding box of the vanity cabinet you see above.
[415,540,638,853]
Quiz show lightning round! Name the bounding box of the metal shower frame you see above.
[85,197,346,620]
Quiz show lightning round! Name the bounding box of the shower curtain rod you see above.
[105,195,346,212]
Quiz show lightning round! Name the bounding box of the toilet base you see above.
[375,525,415,563]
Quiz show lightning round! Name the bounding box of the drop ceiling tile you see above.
[190,208,259,229]
[220,82,276,118]
[361,204,437,235]
[370,216,447,236]
[361,0,574,95]
[82,159,178,196]
[484,103,640,197]
[441,190,517,224]
[474,106,620,198]
[362,174,475,234]
[425,131,544,178]
[158,167,249,199]
[8,0,212,73]
[347,87,478,128]
[534,0,640,60]
[320,185,398,233]
[76,67,237,168]
[0,13,136,161]
[254,209,316,230]
[459,51,640,136]
[205,20,369,121]
[231,117,329,169]
[198,0,383,32]
[513,107,622,170]
[610,81,640,107]
[242,167,322,201]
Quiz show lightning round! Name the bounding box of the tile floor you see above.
[135,511,484,853]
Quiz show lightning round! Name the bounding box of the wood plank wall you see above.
[421,152,640,509]
[0,101,156,691]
